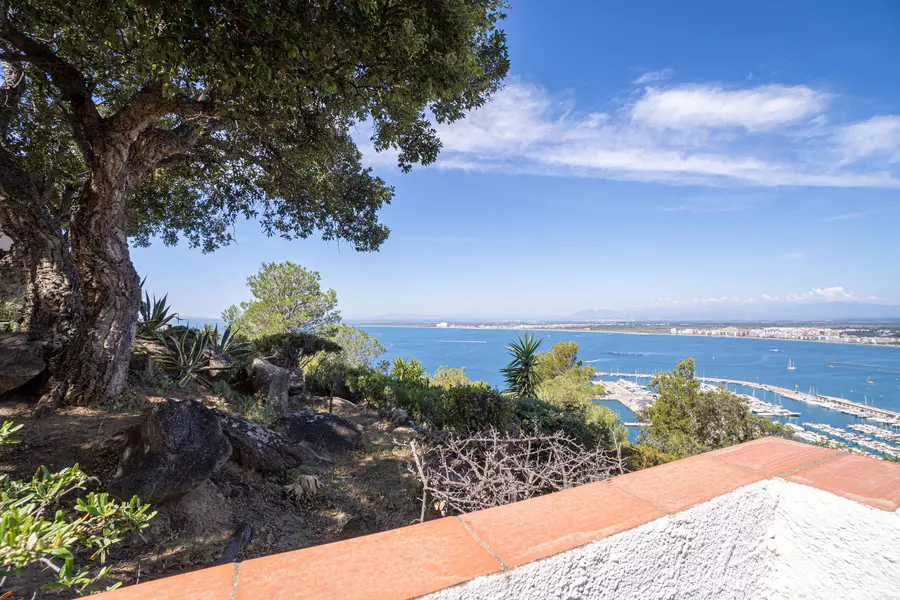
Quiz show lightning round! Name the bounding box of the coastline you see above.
[355,323,900,349]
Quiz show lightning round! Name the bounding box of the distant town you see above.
[415,321,900,346]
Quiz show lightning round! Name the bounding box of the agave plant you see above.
[204,324,251,358]
[500,332,543,399]
[137,279,177,338]
[391,357,427,384]
[155,328,213,387]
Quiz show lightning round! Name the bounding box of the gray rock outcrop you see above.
[282,410,362,453]
[216,410,328,472]
[0,334,46,394]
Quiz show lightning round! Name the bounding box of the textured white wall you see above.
[425,480,900,600]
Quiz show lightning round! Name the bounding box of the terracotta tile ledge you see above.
[87,437,900,600]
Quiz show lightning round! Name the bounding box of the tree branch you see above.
[124,122,204,189]
[1,23,102,142]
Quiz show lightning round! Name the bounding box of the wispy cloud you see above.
[659,286,885,306]
[633,68,674,85]
[361,78,900,189]
[815,211,877,223]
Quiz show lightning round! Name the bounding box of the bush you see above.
[344,366,393,409]
[431,366,472,389]
[439,383,511,433]
[0,423,156,594]
[253,332,341,368]
[512,397,623,449]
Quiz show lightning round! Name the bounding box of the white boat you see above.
[787,359,796,371]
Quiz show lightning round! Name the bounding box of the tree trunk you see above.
[53,173,141,406]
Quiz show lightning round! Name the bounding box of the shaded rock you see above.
[217,410,329,473]
[208,348,239,382]
[248,359,303,412]
[108,399,232,504]
[282,410,362,453]
[129,350,157,379]
[338,511,378,540]
[0,334,45,394]
[390,407,410,426]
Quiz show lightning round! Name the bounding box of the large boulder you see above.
[0,334,45,394]
[248,359,304,412]
[108,399,232,504]
[282,410,362,453]
[216,410,329,472]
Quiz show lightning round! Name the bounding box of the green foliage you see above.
[204,324,251,359]
[253,332,341,369]
[228,394,281,429]
[638,358,790,461]
[512,397,621,448]
[534,341,580,383]
[536,365,596,412]
[155,328,213,387]
[439,384,511,433]
[137,280,177,339]
[431,367,473,389]
[391,358,428,384]
[0,298,24,333]
[0,421,23,446]
[344,366,394,409]
[500,333,543,398]
[320,324,386,368]
[223,262,340,337]
[0,443,156,595]
[3,1,509,253]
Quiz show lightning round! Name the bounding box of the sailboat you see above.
[866,377,875,385]
[787,359,796,371]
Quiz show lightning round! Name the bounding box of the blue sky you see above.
[133,0,900,320]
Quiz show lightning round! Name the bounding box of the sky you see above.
[132,0,900,320]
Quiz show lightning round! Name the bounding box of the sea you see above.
[362,326,900,446]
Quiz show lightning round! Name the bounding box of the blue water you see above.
[363,326,900,446]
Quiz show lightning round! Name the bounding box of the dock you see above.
[593,371,900,420]
[594,378,655,413]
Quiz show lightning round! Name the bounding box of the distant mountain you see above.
[568,302,900,322]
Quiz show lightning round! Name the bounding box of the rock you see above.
[108,399,232,504]
[282,410,362,453]
[390,407,410,426]
[129,350,157,379]
[0,334,45,394]
[207,348,239,381]
[168,480,233,538]
[217,410,329,472]
[248,359,303,412]
[338,511,378,540]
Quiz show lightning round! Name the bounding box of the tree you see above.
[223,262,339,337]
[432,366,473,389]
[0,1,510,408]
[535,365,595,412]
[638,358,789,461]
[500,332,543,398]
[321,324,385,369]
[534,341,580,382]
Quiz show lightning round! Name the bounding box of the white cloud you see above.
[360,79,900,189]
[836,115,900,163]
[633,68,674,84]
[631,85,829,131]
[784,286,883,303]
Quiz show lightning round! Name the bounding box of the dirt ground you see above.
[0,387,423,599]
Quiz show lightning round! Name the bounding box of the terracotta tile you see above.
[235,517,502,600]
[84,564,234,600]
[461,481,665,568]
[609,453,766,513]
[712,437,840,476]
[787,453,900,512]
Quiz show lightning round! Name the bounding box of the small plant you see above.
[284,475,322,503]
[501,333,543,398]
[229,393,280,428]
[0,297,24,332]
[391,358,427,384]
[0,424,156,594]
[137,279,177,338]
[205,324,251,359]
[155,328,213,387]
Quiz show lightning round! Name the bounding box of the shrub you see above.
[253,332,341,368]
[344,366,393,409]
[439,384,511,433]
[390,358,427,384]
[512,397,622,449]
[0,423,156,594]
[431,366,472,389]
[535,365,595,412]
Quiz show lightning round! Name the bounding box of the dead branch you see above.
[409,428,627,517]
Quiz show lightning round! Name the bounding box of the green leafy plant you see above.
[137,279,177,338]
[205,324,251,359]
[155,328,213,387]
[500,333,543,398]
[439,383,511,434]
[391,358,428,384]
[253,332,341,368]
[0,424,156,594]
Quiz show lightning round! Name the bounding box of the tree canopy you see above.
[534,341,580,382]
[1,0,510,252]
[223,262,340,337]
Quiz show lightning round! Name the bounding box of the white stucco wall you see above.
[424,479,900,600]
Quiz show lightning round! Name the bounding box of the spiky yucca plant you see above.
[155,329,213,387]
[501,332,543,399]
[137,279,177,338]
